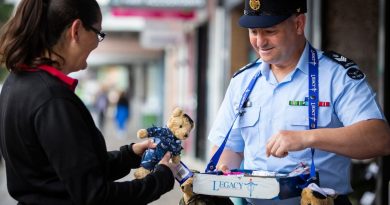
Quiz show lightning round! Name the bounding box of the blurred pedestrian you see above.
[0,0,177,204]
[115,90,130,138]
[94,86,109,130]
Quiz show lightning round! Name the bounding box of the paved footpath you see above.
[0,160,17,205]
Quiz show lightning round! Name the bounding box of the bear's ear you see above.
[312,190,327,199]
[172,107,183,117]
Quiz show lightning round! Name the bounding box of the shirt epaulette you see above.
[232,59,260,78]
[323,51,357,69]
[323,51,365,80]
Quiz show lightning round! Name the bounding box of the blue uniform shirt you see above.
[208,42,384,195]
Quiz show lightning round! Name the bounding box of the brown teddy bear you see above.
[179,171,234,205]
[134,107,194,179]
[180,177,198,205]
[301,183,336,205]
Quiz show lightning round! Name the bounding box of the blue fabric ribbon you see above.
[205,61,261,172]
[308,44,319,182]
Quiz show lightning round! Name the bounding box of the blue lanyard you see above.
[308,45,319,180]
[206,45,319,178]
[205,63,262,172]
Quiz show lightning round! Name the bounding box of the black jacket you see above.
[0,69,174,205]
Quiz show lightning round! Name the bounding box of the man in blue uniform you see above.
[207,0,390,204]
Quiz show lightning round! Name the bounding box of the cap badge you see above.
[249,0,261,11]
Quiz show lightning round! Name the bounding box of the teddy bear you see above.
[179,171,234,205]
[301,183,336,205]
[134,107,194,179]
[180,176,199,205]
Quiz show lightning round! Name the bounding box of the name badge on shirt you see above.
[244,100,252,108]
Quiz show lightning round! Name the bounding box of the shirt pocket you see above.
[232,106,261,140]
[285,106,332,162]
[232,106,260,128]
[286,106,332,128]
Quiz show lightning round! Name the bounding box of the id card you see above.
[174,161,193,184]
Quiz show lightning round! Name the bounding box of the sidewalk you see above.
[0,160,17,205]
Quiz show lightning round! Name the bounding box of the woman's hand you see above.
[132,139,156,156]
[158,152,179,174]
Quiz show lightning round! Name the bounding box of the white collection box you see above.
[192,168,316,200]
[193,173,280,199]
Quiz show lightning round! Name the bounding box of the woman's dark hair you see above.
[0,0,101,71]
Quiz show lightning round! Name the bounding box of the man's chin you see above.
[259,56,273,63]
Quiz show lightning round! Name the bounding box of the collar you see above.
[295,41,311,75]
[260,41,311,84]
[259,60,270,81]
[20,64,78,92]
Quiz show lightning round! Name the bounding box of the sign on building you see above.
[110,0,206,9]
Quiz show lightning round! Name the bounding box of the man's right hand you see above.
[217,164,231,174]
[211,145,244,173]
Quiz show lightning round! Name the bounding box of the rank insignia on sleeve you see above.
[323,51,357,68]
[323,51,365,80]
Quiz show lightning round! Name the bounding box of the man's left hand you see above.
[266,130,308,158]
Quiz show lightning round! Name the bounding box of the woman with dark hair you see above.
[0,0,176,204]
